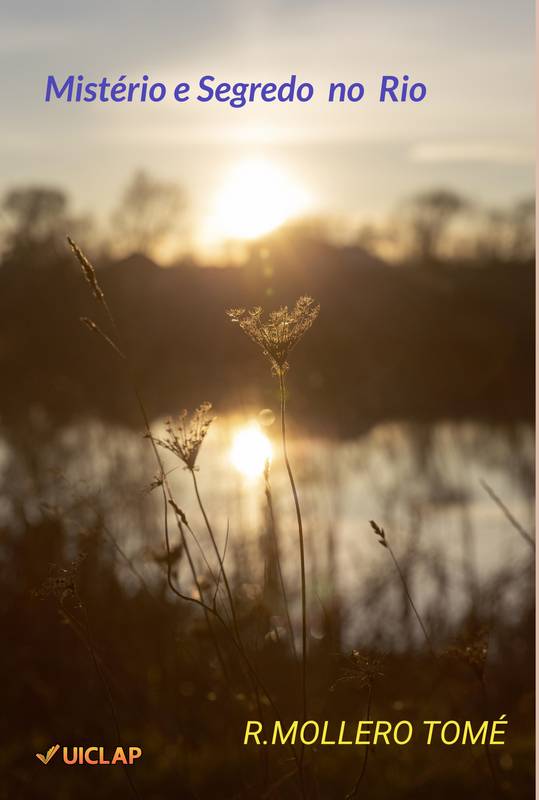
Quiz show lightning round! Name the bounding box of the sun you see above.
[230,423,273,480]
[206,157,311,242]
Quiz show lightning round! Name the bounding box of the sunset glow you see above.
[206,157,311,242]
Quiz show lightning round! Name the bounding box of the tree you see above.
[355,218,404,263]
[405,189,467,265]
[2,187,67,249]
[112,170,186,258]
[0,186,94,257]
[509,197,535,262]
[475,197,535,264]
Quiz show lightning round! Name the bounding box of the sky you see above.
[0,0,534,254]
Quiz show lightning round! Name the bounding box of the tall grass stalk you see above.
[162,490,230,682]
[60,601,142,799]
[187,466,270,770]
[69,239,306,795]
[480,479,535,551]
[345,685,373,800]
[71,240,254,689]
[264,461,297,660]
[189,468,241,639]
[370,520,434,655]
[279,369,308,725]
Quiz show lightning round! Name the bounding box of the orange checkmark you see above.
[36,744,60,765]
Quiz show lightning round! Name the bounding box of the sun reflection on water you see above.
[230,423,273,480]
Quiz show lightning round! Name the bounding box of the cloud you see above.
[411,141,534,166]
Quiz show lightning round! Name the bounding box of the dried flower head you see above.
[67,237,104,303]
[151,402,215,470]
[34,555,86,606]
[227,296,319,375]
[331,650,385,692]
[445,629,489,678]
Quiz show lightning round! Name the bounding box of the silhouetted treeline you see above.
[0,239,533,435]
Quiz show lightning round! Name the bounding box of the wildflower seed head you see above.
[34,555,86,606]
[67,236,104,303]
[445,629,489,678]
[227,296,319,376]
[151,402,215,470]
[331,650,385,692]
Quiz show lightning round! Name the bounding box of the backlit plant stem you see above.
[62,604,142,800]
[190,468,241,638]
[188,467,271,776]
[385,542,434,656]
[264,464,298,661]
[345,685,373,800]
[371,521,434,656]
[279,370,308,728]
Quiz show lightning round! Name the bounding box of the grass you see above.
[2,237,532,799]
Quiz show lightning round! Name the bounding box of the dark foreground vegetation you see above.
[1,488,534,799]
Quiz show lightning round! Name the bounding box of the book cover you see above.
[1,2,534,797]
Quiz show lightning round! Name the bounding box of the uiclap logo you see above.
[35,745,142,765]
